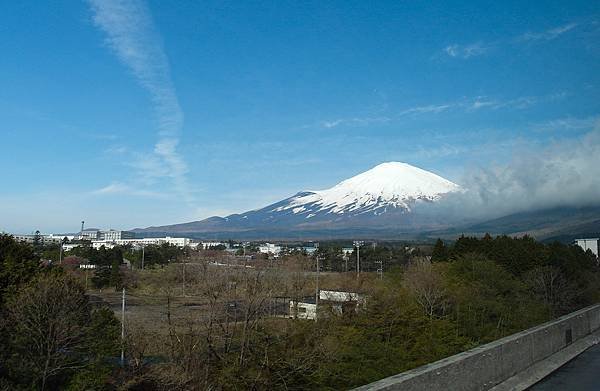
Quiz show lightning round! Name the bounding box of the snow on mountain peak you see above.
[273,162,460,216]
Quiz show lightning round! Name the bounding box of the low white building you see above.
[341,247,354,257]
[193,241,229,250]
[289,300,317,320]
[575,238,599,258]
[258,243,282,255]
[62,243,81,251]
[290,290,366,320]
[319,290,364,302]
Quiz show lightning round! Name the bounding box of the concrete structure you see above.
[575,238,599,258]
[354,304,600,391]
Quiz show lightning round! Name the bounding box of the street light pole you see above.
[315,255,321,322]
[121,287,125,367]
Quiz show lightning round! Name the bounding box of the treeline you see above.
[314,244,415,272]
[431,234,599,316]
[68,243,186,269]
[1,233,598,390]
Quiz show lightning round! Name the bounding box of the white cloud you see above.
[422,123,600,221]
[399,104,454,116]
[519,23,578,42]
[443,22,579,60]
[88,0,194,205]
[533,115,600,133]
[444,42,488,58]
[91,182,170,199]
[320,117,390,129]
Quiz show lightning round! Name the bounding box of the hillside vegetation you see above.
[0,234,598,390]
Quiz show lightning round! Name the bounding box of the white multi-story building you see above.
[11,233,73,244]
[79,229,101,241]
[575,238,599,258]
[101,230,135,241]
[92,236,191,249]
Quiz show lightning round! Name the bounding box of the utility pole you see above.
[141,246,145,270]
[315,242,321,322]
[353,240,364,279]
[120,287,125,367]
[58,243,63,265]
[182,260,186,297]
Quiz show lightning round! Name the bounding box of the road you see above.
[529,343,600,390]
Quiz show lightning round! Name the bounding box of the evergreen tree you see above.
[109,257,122,290]
[431,238,448,262]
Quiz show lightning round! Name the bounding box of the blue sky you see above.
[1,0,599,233]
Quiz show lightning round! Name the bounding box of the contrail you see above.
[87,0,194,205]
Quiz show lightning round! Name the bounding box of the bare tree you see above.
[403,259,447,318]
[525,265,574,317]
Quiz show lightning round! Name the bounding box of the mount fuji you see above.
[134,162,462,239]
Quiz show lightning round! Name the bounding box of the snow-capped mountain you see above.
[134,162,461,238]
[270,162,460,218]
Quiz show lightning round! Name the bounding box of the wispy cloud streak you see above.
[88,0,194,204]
[519,23,579,42]
[444,42,488,58]
[316,92,567,130]
[443,22,580,59]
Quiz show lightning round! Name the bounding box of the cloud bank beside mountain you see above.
[421,124,600,222]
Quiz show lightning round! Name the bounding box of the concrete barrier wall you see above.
[354,304,600,391]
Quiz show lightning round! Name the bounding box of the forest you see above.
[0,233,598,390]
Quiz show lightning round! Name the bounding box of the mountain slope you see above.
[429,206,600,242]
[134,162,461,237]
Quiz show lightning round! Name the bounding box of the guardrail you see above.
[354,304,600,390]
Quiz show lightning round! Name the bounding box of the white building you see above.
[319,290,364,302]
[290,290,366,320]
[11,233,73,244]
[575,238,599,258]
[78,229,101,241]
[341,247,354,257]
[101,230,135,241]
[199,241,229,250]
[258,243,282,255]
[92,236,191,249]
[62,243,81,251]
[289,300,317,320]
